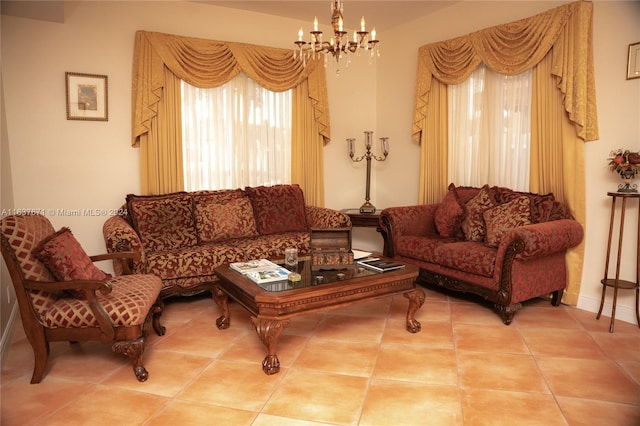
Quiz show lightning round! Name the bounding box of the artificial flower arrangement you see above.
[607,148,640,177]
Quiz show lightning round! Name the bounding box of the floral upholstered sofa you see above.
[103,184,351,299]
[379,184,584,324]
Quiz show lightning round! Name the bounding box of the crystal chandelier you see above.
[294,0,380,74]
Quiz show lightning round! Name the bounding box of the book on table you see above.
[357,258,405,272]
[230,259,291,284]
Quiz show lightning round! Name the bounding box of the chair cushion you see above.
[461,185,496,242]
[483,196,532,247]
[32,227,111,299]
[434,183,465,237]
[194,196,258,243]
[127,192,198,252]
[42,273,162,328]
[246,184,308,235]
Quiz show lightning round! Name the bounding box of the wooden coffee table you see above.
[213,260,424,375]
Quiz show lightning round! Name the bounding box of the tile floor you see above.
[2,286,639,426]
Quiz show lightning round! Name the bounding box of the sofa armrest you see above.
[499,219,584,261]
[103,215,146,275]
[379,205,439,257]
[306,206,351,229]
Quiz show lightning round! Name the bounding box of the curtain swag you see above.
[412,0,598,143]
[132,30,330,147]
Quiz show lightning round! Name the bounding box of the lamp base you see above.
[359,201,376,214]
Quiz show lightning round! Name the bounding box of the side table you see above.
[596,192,640,332]
[341,209,388,255]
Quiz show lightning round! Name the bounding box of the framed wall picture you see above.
[65,72,108,121]
[627,42,640,80]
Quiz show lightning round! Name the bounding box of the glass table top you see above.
[256,260,380,292]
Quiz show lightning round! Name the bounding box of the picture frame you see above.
[65,72,108,121]
[627,42,640,80]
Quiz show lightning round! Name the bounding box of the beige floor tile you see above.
[556,396,640,426]
[590,330,640,362]
[457,351,549,393]
[38,385,169,426]
[0,378,94,426]
[461,388,566,426]
[178,359,285,411]
[314,313,386,342]
[383,319,454,348]
[262,369,369,425]
[536,356,640,404]
[292,339,379,376]
[514,305,582,329]
[519,327,607,359]
[450,301,505,326]
[359,379,463,426]
[4,289,639,426]
[453,322,529,353]
[147,399,257,425]
[373,344,457,385]
[102,349,213,397]
[252,413,331,426]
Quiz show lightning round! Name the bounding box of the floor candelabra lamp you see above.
[348,131,388,213]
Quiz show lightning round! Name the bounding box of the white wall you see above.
[1,1,639,331]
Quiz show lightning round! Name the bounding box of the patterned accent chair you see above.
[1,214,165,383]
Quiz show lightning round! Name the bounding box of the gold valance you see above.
[132,30,330,146]
[413,1,598,142]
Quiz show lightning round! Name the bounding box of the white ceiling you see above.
[1,1,459,30]
[199,1,459,31]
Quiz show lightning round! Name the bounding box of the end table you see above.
[341,209,388,255]
[597,192,640,332]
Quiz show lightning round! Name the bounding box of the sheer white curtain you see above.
[448,64,533,191]
[181,72,292,191]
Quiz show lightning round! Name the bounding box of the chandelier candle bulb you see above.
[371,28,377,41]
[294,1,380,74]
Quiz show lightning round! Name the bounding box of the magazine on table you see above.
[245,267,291,284]
[230,258,291,284]
[230,259,280,274]
[357,258,405,272]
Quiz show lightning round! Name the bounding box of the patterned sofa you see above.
[379,184,584,324]
[103,184,351,299]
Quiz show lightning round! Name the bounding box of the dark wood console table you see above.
[597,192,640,332]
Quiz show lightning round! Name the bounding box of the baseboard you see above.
[0,304,18,368]
[577,294,638,325]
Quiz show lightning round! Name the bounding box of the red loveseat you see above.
[379,184,584,324]
[103,184,351,299]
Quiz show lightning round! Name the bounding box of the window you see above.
[181,72,292,191]
[447,64,533,191]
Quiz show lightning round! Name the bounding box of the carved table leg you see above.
[404,287,425,333]
[213,286,230,329]
[112,336,148,382]
[250,316,290,375]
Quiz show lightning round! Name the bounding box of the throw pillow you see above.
[127,192,198,252]
[245,184,308,235]
[194,196,258,243]
[33,228,111,299]
[461,185,496,241]
[483,196,532,247]
[492,186,555,223]
[434,183,465,237]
